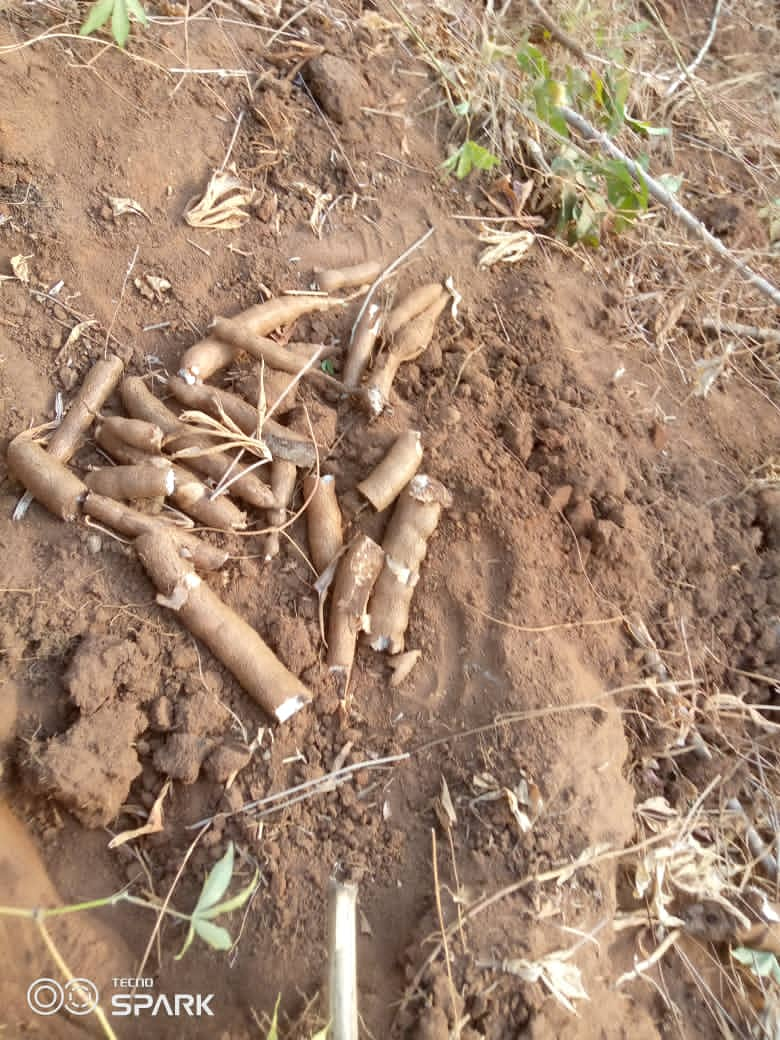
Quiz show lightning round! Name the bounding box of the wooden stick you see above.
[327,879,359,1040]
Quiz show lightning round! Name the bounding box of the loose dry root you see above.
[368,475,452,653]
[303,474,344,575]
[357,430,423,512]
[327,533,384,697]
[47,355,125,462]
[136,529,311,722]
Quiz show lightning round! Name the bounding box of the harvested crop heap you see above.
[6,261,455,794]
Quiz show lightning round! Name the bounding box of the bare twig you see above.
[664,0,724,98]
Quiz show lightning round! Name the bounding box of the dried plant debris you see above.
[9,254,33,283]
[108,779,170,848]
[184,165,255,230]
[135,274,172,302]
[478,227,534,267]
[107,195,152,221]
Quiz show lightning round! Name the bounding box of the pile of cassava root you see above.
[6,259,455,724]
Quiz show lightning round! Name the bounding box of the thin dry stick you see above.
[558,105,780,307]
[220,108,245,170]
[431,829,459,1032]
[664,0,723,97]
[350,227,436,344]
[104,246,139,353]
[695,319,780,345]
[470,606,625,634]
[36,918,117,1040]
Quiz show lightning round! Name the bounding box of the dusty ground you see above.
[0,0,778,1038]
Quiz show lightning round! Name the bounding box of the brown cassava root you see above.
[120,377,274,509]
[166,376,316,469]
[357,431,423,512]
[136,529,311,722]
[303,474,343,575]
[327,533,384,694]
[264,459,297,561]
[95,423,247,531]
[366,290,449,415]
[7,433,87,521]
[384,283,444,339]
[97,416,163,454]
[342,302,382,389]
[316,261,382,293]
[83,494,228,571]
[368,475,451,653]
[180,296,338,384]
[84,461,174,501]
[47,355,125,462]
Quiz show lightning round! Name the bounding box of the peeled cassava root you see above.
[303,474,343,575]
[366,290,449,415]
[357,431,422,512]
[136,529,311,722]
[180,296,338,384]
[120,378,274,509]
[327,533,384,692]
[367,475,451,653]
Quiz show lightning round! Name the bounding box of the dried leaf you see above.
[184,165,255,230]
[693,343,735,398]
[437,775,458,829]
[107,195,152,221]
[108,780,170,848]
[10,254,33,283]
[503,787,532,834]
[445,275,462,320]
[56,320,98,362]
[495,952,589,1014]
[478,226,535,267]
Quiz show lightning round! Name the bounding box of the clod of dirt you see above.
[503,410,534,461]
[177,687,230,736]
[204,742,252,784]
[34,702,147,826]
[65,634,158,714]
[153,733,215,783]
[413,1005,449,1040]
[267,615,317,675]
[302,54,366,123]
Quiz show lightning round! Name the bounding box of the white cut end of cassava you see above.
[179,366,198,386]
[12,490,34,522]
[370,635,391,652]
[275,693,310,723]
[367,386,384,416]
[386,556,415,586]
[164,469,175,495]
[408,473,453,507]
[156,572,201,610]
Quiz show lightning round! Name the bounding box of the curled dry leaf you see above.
[477,227,534,267]
[435,775,457,830]
[184,165,256,230]
[444,275,462,320]
[56,320,98,363]
[107,196,152,221]
[108,779,171,848]
[10,254,33,283]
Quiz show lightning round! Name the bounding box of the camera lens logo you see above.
[27,977,99,1016]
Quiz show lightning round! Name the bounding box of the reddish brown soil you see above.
[0,2,778,1039]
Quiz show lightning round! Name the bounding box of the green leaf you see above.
[195,842,235,914]
[126,0,148,25]
[309,1027,330,1040]
[199,869,259,919]
[111,0,129,47]
[266,995,281,1040]
[193,918,233,950]
[732,947,780,983]
[626,117,669,137]
[657,172,682,195]
[320,358,335,376]
[453,100,470,117]
[442,140,500,180]
[516,41,549,80]
[80,0,114,36]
